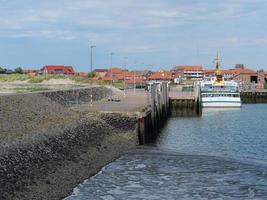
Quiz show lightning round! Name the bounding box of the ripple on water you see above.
[65,148,267,200]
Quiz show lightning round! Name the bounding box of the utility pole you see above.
[123,57,128,97]
[110,52,114,84]
[133,60,138,93]
[90,45,96,76]
[134,70,136,93]
[110,52,114,99]
[90,44,96,106]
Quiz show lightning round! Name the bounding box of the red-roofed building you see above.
[232,67,266,87]
[204,69,235,80]
[102,74,112,81]
[148,70,173,81]
[173,65,203,80]
[78,72,89,77]
[124,78,146,88]
[102,69,146,86]
[204,64,267,88]
[41,65,75,75]
[23,69,38,76]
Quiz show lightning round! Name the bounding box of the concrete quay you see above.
[169,85,201,117]
[72,89,150,113]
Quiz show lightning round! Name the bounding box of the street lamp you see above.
[110,52,115,85]
[90,45,96,76]
[133,60,138,93]
[90,44,96,107]
[123,57,128,97]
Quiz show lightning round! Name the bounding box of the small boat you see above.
[200,53,241,108]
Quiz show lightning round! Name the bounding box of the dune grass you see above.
[0,74,124,88]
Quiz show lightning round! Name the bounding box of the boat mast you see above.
[214,52,223,83]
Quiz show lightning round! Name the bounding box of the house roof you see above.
[124,79,145,84]
[109,68,126,74]
[204,68,258,76]
[102,75,112,81]
[94,69,108,72]
[149,71,173,80]
[204,69,236,75]
[174,65,203,71]
[41,65,75,74]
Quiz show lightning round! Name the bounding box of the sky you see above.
[0,0,267,72]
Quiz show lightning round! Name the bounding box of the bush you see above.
[14,67,23,74]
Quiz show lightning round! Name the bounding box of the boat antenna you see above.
[214,52,223,83]
[214,52,221,70]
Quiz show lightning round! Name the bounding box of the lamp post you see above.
[133,60,138,93]
[90,44,96,106]
[110,52,115,99]
[123,57,128,97]
[110,52,114,85]
[90,45,96,76]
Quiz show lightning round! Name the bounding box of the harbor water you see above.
[65,104,267,200]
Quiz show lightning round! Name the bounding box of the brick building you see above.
[40,65,75,75]
[148,70,173,81]
[173,65,204,80]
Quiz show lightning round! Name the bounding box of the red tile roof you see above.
[124,79,145,84]
[204,68,259,77]
[102,74,112,81]
[109,68,125,74]
[174,65,203,71]
[149,71,173,80]
[41,65,75,75]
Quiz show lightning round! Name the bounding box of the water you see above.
[156,104,267,164]
[65,104,267,200]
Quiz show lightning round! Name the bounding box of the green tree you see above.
[0,67,7,74]
[14,67,23,74]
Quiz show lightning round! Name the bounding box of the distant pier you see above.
[241,90,267,103]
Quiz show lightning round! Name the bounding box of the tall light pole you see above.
[110,52,114,84]
[90,45,96,76]
[123,57,128,97]
[133,60,138,93]
[90,44,96,106]
[110,52,115,99]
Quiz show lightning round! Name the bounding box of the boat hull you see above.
[202,102,241,108]
[201,97,241,108]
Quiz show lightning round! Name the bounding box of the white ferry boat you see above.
[200,53,241,108]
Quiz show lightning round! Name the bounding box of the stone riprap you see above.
[99,113,138,131]
[0,93,79,139]
[41,86,110,107]
[0,87,140,200]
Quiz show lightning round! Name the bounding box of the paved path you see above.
[72,89,149,113]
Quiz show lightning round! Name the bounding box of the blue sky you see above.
[0,0,267,71]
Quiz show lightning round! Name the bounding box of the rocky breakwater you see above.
[0,87,139,200]
[41,86,110,106]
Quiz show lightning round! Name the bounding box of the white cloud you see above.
[0,0,266,53]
